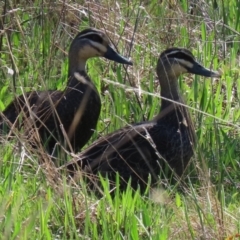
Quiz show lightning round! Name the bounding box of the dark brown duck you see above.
[62,47,221,191]
[0,28,132,154]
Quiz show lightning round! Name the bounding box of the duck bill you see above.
[191,62,221,78]
[104,45,133,65]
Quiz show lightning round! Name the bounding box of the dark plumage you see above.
[0,28,132,154]
[61,47,221,191]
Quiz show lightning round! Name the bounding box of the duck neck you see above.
[156,64,196,146]
[68,57,87,76]
[158,68,195,134]
[159,73,183,111]
[67,55,90,88]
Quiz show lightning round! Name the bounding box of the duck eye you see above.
[89,35,102,43]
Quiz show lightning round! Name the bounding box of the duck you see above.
[61,47,221,192]
[0,28,133,155]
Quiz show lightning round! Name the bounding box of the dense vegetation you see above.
[0,0,240,239]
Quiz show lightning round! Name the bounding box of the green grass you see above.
[1,0,240,239]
